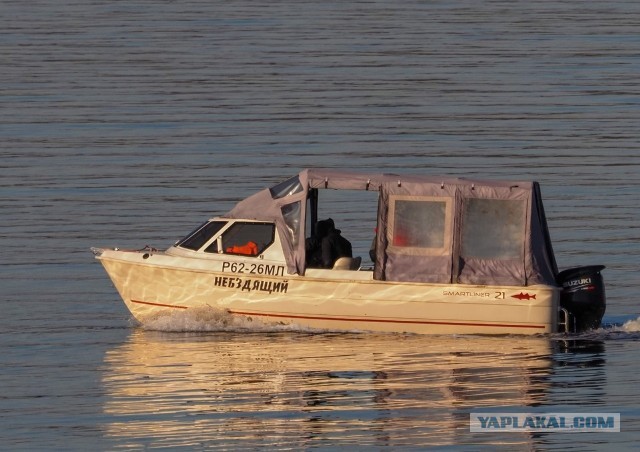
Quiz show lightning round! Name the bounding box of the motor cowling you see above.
[556,265,606,333]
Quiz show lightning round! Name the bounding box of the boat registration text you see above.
[221,261,286,276]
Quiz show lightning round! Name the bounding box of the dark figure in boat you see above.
[306,218,352,268]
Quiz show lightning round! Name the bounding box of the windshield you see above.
[176,221,227,251]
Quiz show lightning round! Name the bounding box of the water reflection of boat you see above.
[101,329,555,447]
[93,169,606,335]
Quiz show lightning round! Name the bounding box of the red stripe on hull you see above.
[228,309,546,330]
[131,299,188,309]
[128,301,546,330]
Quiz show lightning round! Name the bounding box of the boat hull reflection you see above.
[102,328,555,448]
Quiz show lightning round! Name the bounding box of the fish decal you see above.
[511,292,537,300]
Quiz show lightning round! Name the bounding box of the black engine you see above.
[556,265,606,333]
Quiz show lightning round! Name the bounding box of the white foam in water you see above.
[619,316,640,332]
[589,315,640,336]
[140,306,329,333]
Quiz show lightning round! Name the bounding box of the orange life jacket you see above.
[226,241,258,255]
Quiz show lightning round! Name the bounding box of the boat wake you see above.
[607,315,640,333]
[560,315,640,341]
[137,306,335,334]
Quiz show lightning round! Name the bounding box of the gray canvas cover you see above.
[224,169,558,287]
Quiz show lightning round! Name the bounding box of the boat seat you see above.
[332,256,362,270]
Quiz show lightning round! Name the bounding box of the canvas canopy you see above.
[224,168,559,286]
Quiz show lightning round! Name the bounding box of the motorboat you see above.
[92,168,606,335]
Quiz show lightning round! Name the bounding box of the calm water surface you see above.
[1,0,639,449]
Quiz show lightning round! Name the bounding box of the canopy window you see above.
[461,199,525,261]
[456,195,529,286]
[379,181,457,284]
[388,196,453,255]
[281,201,302,248]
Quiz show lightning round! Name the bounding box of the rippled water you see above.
[2,0,640,449]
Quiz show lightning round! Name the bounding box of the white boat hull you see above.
[96,249,559,335]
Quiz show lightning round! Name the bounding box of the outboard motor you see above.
[556,265,606,333]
